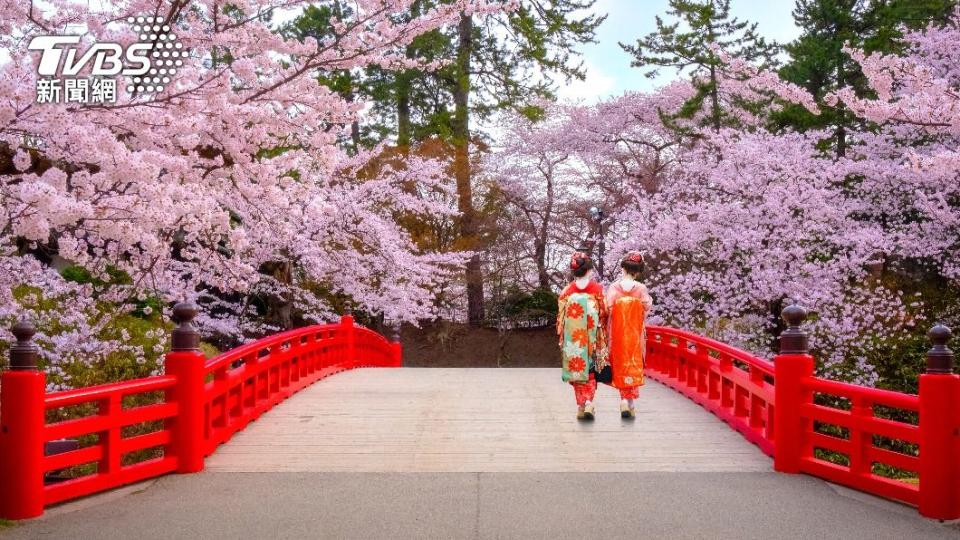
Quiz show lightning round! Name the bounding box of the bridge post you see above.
[340,309,356,368]
[390,323,402,368]
[164,302,206,474]
[773,305,814,474]
[0,320,46,520]
[918,324,960,520]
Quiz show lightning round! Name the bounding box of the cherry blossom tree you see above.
[483,103,589,291]
[606,9,960,383]
[562,84,693,197]
[0,0,507,382]
[484,89,691,293]
[827,12,960,287]
[489,10,960,385]
[609,128,912,383]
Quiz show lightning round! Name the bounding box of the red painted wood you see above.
[44,403,178,441]
[919,373,960,519]
[0,316,401,519]
[801,457,919,506]
[43,444,104,472]
[0,370,47,519]
[6,319,954,520]
[165,347,207,474]
[646,327,776,458]
[799,403,921,443]
[802,376,919,411]
[44,376,177,408]
[646,325,954,518]
[44,457,179,506]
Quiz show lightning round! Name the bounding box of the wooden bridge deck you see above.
[205,368,771,473]
[15,368,959,539]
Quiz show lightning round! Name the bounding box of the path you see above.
[1,368,955,539]
[205,368,771,473]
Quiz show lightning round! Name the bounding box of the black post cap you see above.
[171,302,200,352]
[10,320,40,370]
[779,305,809,355]
[926,324,954,374]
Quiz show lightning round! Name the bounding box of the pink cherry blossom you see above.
[1,0,508,382]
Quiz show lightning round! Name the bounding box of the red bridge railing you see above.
[646,325,776,456]
[1,303,956,521]
[646,306,959,520]
[0,305,401,519]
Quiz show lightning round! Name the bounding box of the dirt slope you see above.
[399,322,560,368]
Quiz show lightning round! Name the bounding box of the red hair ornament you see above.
[624,251,643,264]
[570,251,589,270]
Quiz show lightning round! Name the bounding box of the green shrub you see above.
[491,285,558,318]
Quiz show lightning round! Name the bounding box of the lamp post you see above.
[589,206,605,280]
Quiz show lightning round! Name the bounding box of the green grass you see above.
[0,518,17,528]
[200,341,221,358]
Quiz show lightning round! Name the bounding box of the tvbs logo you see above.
[28,16,185,103]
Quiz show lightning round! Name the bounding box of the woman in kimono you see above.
[557,252,608,420]
[606,251,653,419]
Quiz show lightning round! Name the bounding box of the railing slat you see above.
[44,457,179,506]
[44,376,177,409]
[867,446,920,473]
[42,445,104,473]
[118,430,173,455]
[802,376,919,411]
[799,403,920,444]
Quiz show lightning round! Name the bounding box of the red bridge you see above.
[0,304,957,535]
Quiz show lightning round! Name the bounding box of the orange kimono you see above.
[606,280,652,399]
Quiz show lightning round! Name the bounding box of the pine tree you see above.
[290,2,603,324]
[774,0,956,156]
[620,0,778,132]
[441,1,604,324]
[284,3,369,152]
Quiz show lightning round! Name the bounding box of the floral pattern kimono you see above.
[557,280,608,384]
[606,279,653,398]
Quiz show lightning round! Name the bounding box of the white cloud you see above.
[556,59,617,104]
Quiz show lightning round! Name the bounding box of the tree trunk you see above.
[345,77,361,151]
[397,70,412,150]
[350,117,361,151]
[709,65,721,132]
[397,35,415,151]
[535,239,550,290]
[535,163,554,290]
[453,12,484,325]
[334,0,361,152]
[836,119,846,158]
[835,57,846,158]
[263,260,294,330]
[708,19,721,133]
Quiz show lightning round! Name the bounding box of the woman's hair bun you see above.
[620,250,645,276]
[569,251,590,270]
[569,251,594,277]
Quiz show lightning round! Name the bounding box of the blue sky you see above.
[558,0,803,102]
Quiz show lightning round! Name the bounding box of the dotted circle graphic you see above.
[124,16,187,95]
